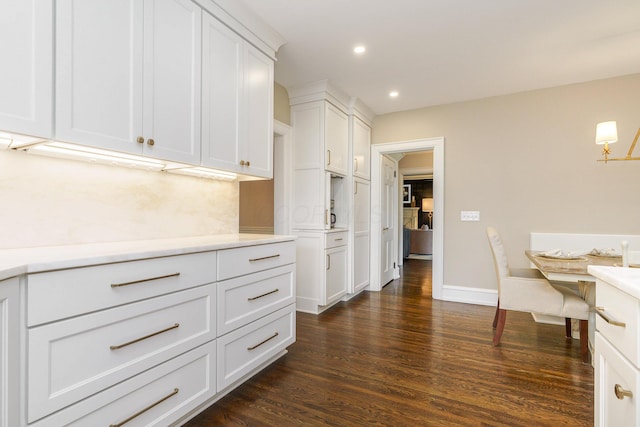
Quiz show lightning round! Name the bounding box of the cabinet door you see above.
[0,0,53,138]
[201,13,242,172]
[324,246,347,305]
[595,333,639,426]
[0,277,20,427]
[56,0,144,153]
[324,102,348,176]
[352,116,371,179]
[143,0,201,163]
[352,179,370,293]
[241,45,274,178]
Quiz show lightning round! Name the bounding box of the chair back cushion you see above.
[486,227,509,280]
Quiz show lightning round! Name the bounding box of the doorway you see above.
[370,137,444,300]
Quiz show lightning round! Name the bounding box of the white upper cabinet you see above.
[55,0,202,164]
[0,0,53,138]
[201,13,274,178]
[352,116,371,180]
[325,102,348,176]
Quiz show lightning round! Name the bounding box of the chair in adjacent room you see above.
[486,227,590,363]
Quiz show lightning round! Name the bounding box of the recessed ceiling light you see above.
[389,91,399,98]
[354,45,366,54]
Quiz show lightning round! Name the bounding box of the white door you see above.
[142,0,201,163]
[380,155,396,286]
[0,0,52,138]
[56,0,144,152]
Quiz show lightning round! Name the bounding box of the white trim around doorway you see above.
[370,137,444,300]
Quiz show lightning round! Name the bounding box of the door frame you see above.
[273,119,292,235]
[370,137,444,300]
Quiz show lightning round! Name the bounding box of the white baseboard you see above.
[440,284,497,306]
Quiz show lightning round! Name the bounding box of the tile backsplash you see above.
[0,150,238,249]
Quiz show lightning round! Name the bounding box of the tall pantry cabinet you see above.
[290,82,373,314]
[349,102,373,295]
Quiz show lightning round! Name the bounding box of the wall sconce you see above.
[422,197,433,229]
[595,121,640,163]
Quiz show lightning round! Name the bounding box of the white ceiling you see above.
[241,0,640,115]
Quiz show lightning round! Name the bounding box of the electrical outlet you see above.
[460,211,480,221]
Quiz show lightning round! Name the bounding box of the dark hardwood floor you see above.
[184,259,594,426]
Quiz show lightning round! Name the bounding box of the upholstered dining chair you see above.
[486,227,590,363]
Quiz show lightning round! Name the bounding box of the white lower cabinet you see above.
[12,237,296,426]
[0,277,20,427]
[594,275,640,426]
[217,304,296,391]
[28,284,216,422]
[31,341,217,427]
[295,230,347,314]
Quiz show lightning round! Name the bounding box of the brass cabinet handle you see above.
[110,323,179,350]
[111,272,180,288]
[248,288,279,301]
[383,227,389,231]
[327,254,331,270]
[326,209,329,225]
[239,160,251,167]
[136,136,144,144]
[109,388,179,427]
[354,157,358,172]
[354,181,358,195]
[246,160,250,167]
[334,238,343,241]
[594,307,627,327]
[240,160,245,166]
[247,332,279,351]
[146,138,154,146]
[615,384,633,400]
[327,149,331,165]
[248,254,280,262]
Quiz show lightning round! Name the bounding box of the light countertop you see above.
[588,265,640,299]
[0,234,296,281]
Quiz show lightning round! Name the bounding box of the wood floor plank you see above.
[184,259,593,426]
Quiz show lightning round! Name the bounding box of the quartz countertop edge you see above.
[588,265,640,300]
[0,234,297,281]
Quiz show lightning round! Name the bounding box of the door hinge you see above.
[394,262,396,268]
[394,171,397,178]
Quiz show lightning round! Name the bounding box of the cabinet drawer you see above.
[27,251,216,326]
[217,304,295,391]
[325,231,347,249]
[31,341,216,427]
[595,279,640,366]
[595,333,640,427]
[217,264,295,335]
[217,241,295,280]
[28,285,216,422]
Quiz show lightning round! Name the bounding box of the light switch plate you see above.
[460,211,480,221]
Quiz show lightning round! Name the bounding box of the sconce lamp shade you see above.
[595,121,618,145]
[422,198,434,212]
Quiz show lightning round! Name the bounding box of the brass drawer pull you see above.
[334,238,343,241]
[615,384,633,400]
[247,332,279,351]
[248,254,280,262]
[110,323,180,350]
[111,272,180,288]
[248,289,279,301]
[594,307,627,327]
[109,388,179,427]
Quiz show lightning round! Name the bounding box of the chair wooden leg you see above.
[492,300,500,329]
[493,309,507,346]
[579,319,589,364]
[565,318,572,339]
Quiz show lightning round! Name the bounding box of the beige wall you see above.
[373,73,640,291]
[0,150,238,249]
[399,151,433,171]
[274,82,291,125]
